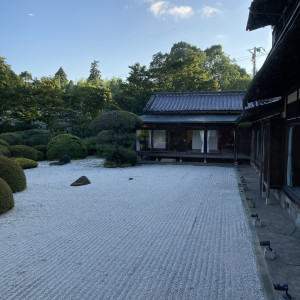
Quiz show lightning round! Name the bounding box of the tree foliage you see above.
[90,110,142,166]
[0,43,251,136]
[88,60,101,84]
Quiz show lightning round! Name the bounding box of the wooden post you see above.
[234,126,239,164]
[204,126,208,163]
[260,121,265,198]
[266,121,271,204]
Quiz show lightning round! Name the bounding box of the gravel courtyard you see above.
[0,159,264,299]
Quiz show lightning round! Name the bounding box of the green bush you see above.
[0,139,9,147]
[10,145,38,161]
[0,132,24,145]
[13,157,38,169]
[20,129,53,147]
[46,134,87,160]
[36,151,44,161]
[84,136,97,155]
[119,148,137,165]
[90,111,141,167]
[0,156,27,192]
[89,110,142,135]
[33,144,47,155]
[99,145,137,166]
[0,145,11,157]
[0,178,14,214]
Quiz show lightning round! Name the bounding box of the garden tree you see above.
[55,67,68,86]
[204,45,251,90]
[89,110,142,166]
[87,60,102,85]
[34,76,65,130]
[224,76,252,90]
[11,82,40,125]
[19,71,33,84]
[0,57,22,115]
[120,63,155,114]
[65,81,112,137]
[103,77,128,110]
[149,42,218,92]
[68,81,112,117]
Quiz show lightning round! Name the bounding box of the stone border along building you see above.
[137,0,300,227]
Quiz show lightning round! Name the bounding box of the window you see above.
[153,130,166,149]
[207,130,219,153]
[192,130,204,152]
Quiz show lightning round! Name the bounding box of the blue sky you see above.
[0,0,271,82]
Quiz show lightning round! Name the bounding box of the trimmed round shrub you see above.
[20,129,53,147]
[33,145,47,158]
[0,145,11,157]
[0,178,14,214]
[46,134,87,160]
[13,157,38,169]
[120,148,137,165]
[36,151,44,161]
[0,156,27,192]
[10,145,38,161]
[84,137,97,155]
[0,132,24,145]
[0,139,9,147]
[33,144,47,153]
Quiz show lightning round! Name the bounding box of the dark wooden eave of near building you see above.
[239,97,283,123]
[143,91,245,114]
[246,0,287,31]
[244,1,300,104]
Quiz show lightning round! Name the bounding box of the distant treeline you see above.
[0,42,252,137]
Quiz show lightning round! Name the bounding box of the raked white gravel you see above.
[0,158,264,299]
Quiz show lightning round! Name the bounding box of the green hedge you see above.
[33,144,47,154]
[20,129,53,147]
[0,145,11,157]
[0,156,27,192]
[36,151,44,161]
[46,134,87,160]
[0,139,9,147]
[0,178,14,214]
[10,145,38,161]
[0,132,24,145]
[84,137,97,155]
[13,157,38,169]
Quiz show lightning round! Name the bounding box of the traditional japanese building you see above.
[137,91,251,162]
[243,0,300,225]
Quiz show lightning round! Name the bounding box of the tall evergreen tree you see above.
[88,60,101,84]
[55,67,68,86]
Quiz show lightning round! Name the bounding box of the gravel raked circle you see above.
[0,158,264,299]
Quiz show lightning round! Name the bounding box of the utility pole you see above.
[248,47,265,77]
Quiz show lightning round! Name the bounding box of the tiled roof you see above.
[143,91,245,113]
[140,114,239,123]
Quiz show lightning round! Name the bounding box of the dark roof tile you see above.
[143,91,245,113]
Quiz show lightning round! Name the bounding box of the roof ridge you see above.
[154,91,246,96]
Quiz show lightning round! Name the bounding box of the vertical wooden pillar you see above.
[204,126,208,162]
[204,126,208,154]
[260,121,265,198]
[266,121,271,204]
[234,126,239,164]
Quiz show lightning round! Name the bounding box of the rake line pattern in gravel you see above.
[0,161,264,299]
